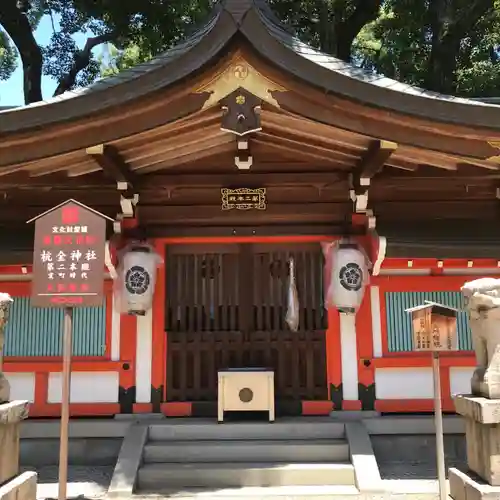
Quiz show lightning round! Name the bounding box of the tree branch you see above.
[53,32,116,97]
[0,0,43,104]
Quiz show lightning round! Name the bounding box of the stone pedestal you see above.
[450,395,500,500]
[0,401,37,500]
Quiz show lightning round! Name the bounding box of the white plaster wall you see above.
[47,371,119,403]
[135,309,153,403]
[375,367,434,399]
[5,372,35,402]
[450,367,474,396]
[370,286,383,358]
[340,313,358,400]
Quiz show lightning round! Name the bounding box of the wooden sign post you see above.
[406,300,458,500]
[28,200,111,500]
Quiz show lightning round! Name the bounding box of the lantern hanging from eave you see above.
[322,240,371,314]
[114,241,163,316]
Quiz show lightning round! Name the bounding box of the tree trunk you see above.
[330,0,382,61]
[425,0,494,93]
[0,0,43,104]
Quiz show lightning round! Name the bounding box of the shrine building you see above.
[1,0,500,418]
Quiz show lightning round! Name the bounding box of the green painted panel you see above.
[4,297,106,357]
[385,291,472,352]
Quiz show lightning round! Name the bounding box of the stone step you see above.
[133,484,361,499]
[148,419,345,442]
[143,439,349,463]
[136,462,355,490]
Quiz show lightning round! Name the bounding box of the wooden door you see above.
[165,242,328,404]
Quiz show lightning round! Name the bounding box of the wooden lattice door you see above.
[165,243,328,404]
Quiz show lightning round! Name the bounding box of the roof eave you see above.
[0,8,238,134]
[239,7,500,132]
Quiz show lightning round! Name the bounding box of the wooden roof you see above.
[0,0,500,252]
[1,0,499,135]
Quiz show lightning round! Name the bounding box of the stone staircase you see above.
[135,419,357,497]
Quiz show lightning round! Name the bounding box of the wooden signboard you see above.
[405,300,458,500]
[28,200,112,500]
[29,200,111,308]
[221,188,266,211]
[405,301,458,352]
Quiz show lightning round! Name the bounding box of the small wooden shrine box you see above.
[405,301,458,352]
[218,368,275,423]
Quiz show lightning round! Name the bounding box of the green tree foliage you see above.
[0,29,17,82]
[0,0,498,105]
[353,0,500,96]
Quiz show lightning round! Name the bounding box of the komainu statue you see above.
[0,293,13,404]
[462,278,500,399]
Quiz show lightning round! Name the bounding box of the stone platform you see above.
[450,395,500,500]
[0,401,37,500]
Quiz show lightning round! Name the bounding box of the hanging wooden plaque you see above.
[221,188,266,211]
[405,301,458,352]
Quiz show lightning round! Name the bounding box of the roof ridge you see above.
[222,0,254,25]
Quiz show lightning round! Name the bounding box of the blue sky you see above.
[0,15,89,106]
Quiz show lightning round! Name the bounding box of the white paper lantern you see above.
[118,243,162,315]
[328,242,369,314]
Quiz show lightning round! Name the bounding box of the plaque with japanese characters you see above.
[405,301,458,352]
[29,200,110,308]
[221,188,266,211]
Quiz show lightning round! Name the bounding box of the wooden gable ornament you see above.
[405,301,458,352]
[220,87,262,136]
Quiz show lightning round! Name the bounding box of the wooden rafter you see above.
[263,110,369,152]
[356,140,398,179]
[86,144,136,186]
[126,127,228,167]
[113,109,221,151]
[137,140,236,174]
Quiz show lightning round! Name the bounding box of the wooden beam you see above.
[1,169,499,194]
[4,199,498,225]
[86,144,137,187]
[350,139,397,215]
[138,203,351,224]
[0,203,350,225]
[371,200,500,220]
[357,140,398,179]
[146,224,358,238]
[136,172,348,188]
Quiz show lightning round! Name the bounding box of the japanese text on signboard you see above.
[31,201,107,307]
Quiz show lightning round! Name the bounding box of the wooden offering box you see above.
[218,368,275,423]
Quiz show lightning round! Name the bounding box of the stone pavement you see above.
[21,466,113,500]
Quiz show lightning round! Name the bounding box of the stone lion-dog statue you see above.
[462,278,500,399]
